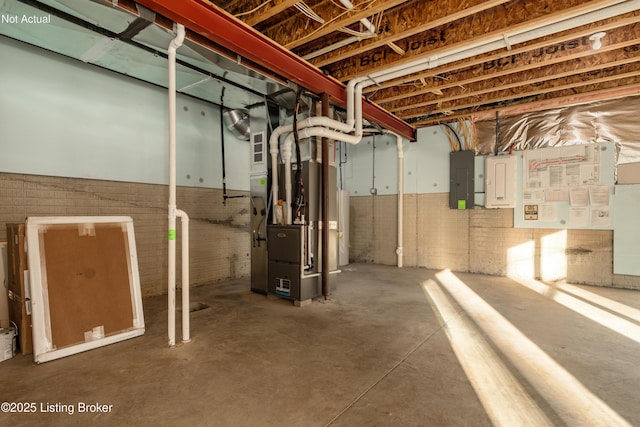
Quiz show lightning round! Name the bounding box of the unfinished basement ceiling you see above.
[3,0,640,134]
[212,0,640,126]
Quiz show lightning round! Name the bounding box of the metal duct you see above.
[223,109,250,140]
[133,0,415,140]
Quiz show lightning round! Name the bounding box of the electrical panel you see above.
[485,155,517,208]
[449,151,475,209]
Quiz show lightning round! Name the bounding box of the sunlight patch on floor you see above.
[422,279,552,427]
[511,276,640,344]
[428,269,632,427]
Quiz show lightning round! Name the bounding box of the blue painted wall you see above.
[0,36,249,190]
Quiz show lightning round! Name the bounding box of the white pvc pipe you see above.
[269,134,280,224]
[303,34,364,61]
[282,136,293,224]
[281,122,365,223]
[270,0,636,234]
[347,5,637,268]
[177,209,190,343]
[391,132,404,268]
[269,90,359,224]
[167,24,185,348]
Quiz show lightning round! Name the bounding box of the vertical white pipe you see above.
[270,136,280,224]
[393,132,404,268]
[271,76,368,224]
[177,209,190,343]
[167,23,185,347]
[269,110,357,225]
[282,139,293,224]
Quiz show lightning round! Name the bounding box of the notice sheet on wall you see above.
[517,142,614,229]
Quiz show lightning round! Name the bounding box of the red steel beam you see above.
[135,0,416,141]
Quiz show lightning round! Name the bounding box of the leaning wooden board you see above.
[26,216,145,363]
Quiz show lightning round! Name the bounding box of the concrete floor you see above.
[1,263,640,426]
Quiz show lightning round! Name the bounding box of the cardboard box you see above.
[0,242,9,328]
[6,224,32,355]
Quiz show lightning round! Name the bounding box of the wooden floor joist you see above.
[324,0,621,82]
[260,0,408,50]
[400,65,640,120]
[182,0,640,129]
[390,53,640,116]
[411,79,640,126]
[367,12,640,100]
[382,29,640,113]
[302,0,510,68]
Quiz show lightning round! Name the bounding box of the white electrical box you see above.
[485,155,517,208]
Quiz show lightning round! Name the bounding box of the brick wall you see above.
[350,192,640,290]
[0,173,250,297]
[415,193,469,271]
[349,195,397,265]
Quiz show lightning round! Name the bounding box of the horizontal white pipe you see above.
[272,0,636,219]
[282,122,365,223]
[297,115,354,133]
[275,80,366,222]
[269,89,359,223]
[290,124,364,145]
[273,0,638,231]
[303,35,364,60]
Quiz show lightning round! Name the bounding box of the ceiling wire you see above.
[235,0,272,18]
[295,2,326,24]
[441,122,463,151]
[339,26,377,38]
[300,0,405,62]
[291,0,377,45]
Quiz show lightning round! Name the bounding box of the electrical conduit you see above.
[167,23,190,347]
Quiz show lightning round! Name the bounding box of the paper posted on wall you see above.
[589,186,610,207]
[591,208,611,226]
[569,187,589,207]
[569,207,589,227]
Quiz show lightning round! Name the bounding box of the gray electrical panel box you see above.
[449,150,475,210]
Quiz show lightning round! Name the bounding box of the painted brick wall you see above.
[415,193,469,271]
[350,192,640,290]
[349,195,397,265]
[0,173,250,297]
